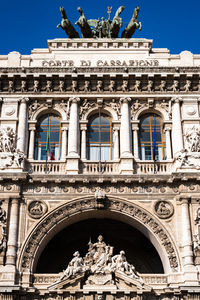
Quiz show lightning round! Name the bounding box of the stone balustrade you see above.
[137,161,172,175]
[81,161,120,175]
[27,161,66,174]
[32,274,60,285]
[142,274,168,285]
[25,160,174,175]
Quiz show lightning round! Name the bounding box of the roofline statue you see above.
[57,5,142,39]
[110,6,125,38]
[75,7,94,38]
[121,6,142,38]
[57,7,80,38]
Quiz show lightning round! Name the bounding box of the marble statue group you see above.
[59,235,142,282]
[57,6,142,39]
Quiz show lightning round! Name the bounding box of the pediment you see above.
[115,271,152,292]
[48,272,151,293]
[48,273,84,291]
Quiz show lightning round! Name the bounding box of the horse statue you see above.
[110,6,125,38]
[121,6,142,38]
[57,7,80,38]
[75,7,94,38]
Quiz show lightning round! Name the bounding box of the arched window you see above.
[139,114,166,161]
[87,114,113,160]
[34,114,61,160]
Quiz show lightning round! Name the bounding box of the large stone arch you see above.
[18,196,181,275]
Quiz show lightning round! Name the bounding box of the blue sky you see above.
[0,0,199,55]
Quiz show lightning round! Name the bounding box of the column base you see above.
[66,156,80,174]
[120,155,134,175]
[0,265,16,285]
[182,266,199,285]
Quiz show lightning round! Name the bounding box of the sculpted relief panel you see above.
[154,201,174,219]
[0,127,24,169]
[175,126,200,170]
[28,200,48,219]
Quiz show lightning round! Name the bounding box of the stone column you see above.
[120,97,132,156]
[28,123,36,160]
[17,98,29,153]
[67,98,80,156]
[113,127,119,160]
[6,198,19,267]
[61,127,68,160]
[120,97,133,174]
[132,122,139,159]
[172,97,183,155]
[80,124,87,160]
[164,125,172,160]
[178,197,194,268]
[66,98,80,174]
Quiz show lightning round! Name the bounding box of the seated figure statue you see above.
[60,251,84,280]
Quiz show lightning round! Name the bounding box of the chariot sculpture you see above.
[57,5,142,39]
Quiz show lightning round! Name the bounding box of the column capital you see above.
[29,123,36,131]
[131,122,139,130]
[80,124,87,131]
[171,97,182,104]
[61,127,68,131]
[164,122,172,131]
[120,97,132,104]
[177,196,191,205]
[69,97,80,104]
[113,126,120,132]
[19,97,29,104]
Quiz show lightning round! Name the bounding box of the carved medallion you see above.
[5,106,15,116]
[154,201,174,219]
[186,106,196,116]
[63,187,69,193]
[28,200,48,219]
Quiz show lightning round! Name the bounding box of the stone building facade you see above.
[0,38,199,299]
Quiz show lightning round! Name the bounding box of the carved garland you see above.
[19,197,179,272]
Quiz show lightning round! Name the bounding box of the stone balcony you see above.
[25,160,173,175]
